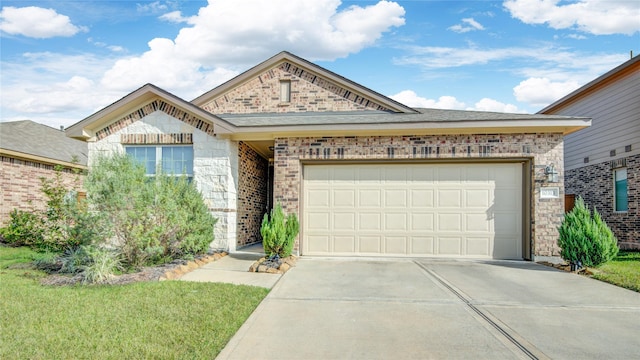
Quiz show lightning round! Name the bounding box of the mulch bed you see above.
[537,261,594,275]
[249,255,297,274]
[40,252,228,286]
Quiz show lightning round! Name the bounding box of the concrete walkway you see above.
[217,257,640,360]
[179,244,282,289]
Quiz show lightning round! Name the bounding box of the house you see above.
[66,51,590,260]
[539,55,639,250]
[0,120,88,225]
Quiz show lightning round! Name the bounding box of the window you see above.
[280,80,291,102]
[614,168,628,212]
[126,145,193,179]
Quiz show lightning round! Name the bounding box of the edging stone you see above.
[159,252,228,280]
[248,256,297,274]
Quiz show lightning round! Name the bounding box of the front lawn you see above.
[592,251,640,292]
[0,246,269,359]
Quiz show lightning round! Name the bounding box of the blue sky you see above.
[1,0,638,128]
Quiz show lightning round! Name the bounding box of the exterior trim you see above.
[0,149,87,170]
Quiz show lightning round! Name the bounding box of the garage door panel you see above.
[307,212,329,230]
[438,213,462,231]
[333,189,355,207]
[438,189,462,207]
[333,212,355,230]
[307,189,330,207]
[384,213,408,231]
[466,189,490,208]
[359,236,382,253]
[359,213,381,230]
[411,236,434,254]
[438,237,462,255]
[334,236,355,253]
[466,237,491,256]
[410,189,434,208]
[308,235,330,253]
[359,189,381,207]
[465,213,490,232]
[386,236,408,254]
[411,213,434,231]
[303,163,522,259]
[385,189,408,207]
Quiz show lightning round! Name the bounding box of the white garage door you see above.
[303,163,522,259]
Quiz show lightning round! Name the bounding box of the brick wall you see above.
[201,62,390,114]
[236,142,268,247]
[565,154,639,249]
[273,133,565,258]
[1,156,84,225]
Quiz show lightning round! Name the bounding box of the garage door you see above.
[303,163,522,259]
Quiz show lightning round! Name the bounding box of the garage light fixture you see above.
[544,164,559,183]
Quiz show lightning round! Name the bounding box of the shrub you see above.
[558,196,619,267]
[260,204,299,258]
[82,247,122,284]
[0,209,44,247]
[85,153,216,269]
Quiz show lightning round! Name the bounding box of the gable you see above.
[193,51,417,115]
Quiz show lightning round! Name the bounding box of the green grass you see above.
[0,246,269,359]
[592,251,640,292]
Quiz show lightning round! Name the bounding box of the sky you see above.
[1,0,638,129]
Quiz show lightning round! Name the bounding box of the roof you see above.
[539,55,640,114]
[191,51,418,114]
[65,83,234,140]
[0,120,88,167]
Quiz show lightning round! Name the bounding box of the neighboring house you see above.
[66,51,590,260]
[539,55,639,250]
[0,120,88,225]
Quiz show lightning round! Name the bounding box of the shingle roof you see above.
[218,108,588,127]
[0,120,88,166]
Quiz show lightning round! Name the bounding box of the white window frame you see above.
[280,80,291,103]
[125,145,193,179]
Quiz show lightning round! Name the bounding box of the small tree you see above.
[260,204,299,258]
[558,196,618,267]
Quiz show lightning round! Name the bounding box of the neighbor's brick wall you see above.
[565,154,639,249]
[0,156,83,226]
[201,63,390,114]
[236,142,268,247]
[273,133,565,258]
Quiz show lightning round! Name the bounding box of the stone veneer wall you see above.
[273,133,565,258]
[201,63,389,114]
[236,142,268,247]
[0,156,83,225]
[89,111,239,251]
[565,154,639,249]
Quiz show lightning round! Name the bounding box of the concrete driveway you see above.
[217,258,640,360]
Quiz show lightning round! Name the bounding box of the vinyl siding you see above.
[559,70,640,170]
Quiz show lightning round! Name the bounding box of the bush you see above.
[0,209,44,247]
[260,204,299,258]
[82,247,122,284]
[558,196,619,267]
[85,153,216,269]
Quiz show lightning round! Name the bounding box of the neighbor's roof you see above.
[539,55,640,114]
[0,120,88,167]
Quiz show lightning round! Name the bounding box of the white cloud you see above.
[566,34,587,40]
[504,0,640,35]
[101,0,405,93]
[0,6,87,38]
[448,18,485,33]
[390,90,523,113]
[137,1,169,14]
[159,10,190,23]
[390,90,466,109]
[513,77,580,107]
[471,98,523,113]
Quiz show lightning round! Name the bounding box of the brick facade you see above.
[201,63,389,114]
[565,154,639,249]
[273,133,565,258]
[236,142,269,248]
[1,156,84,225]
